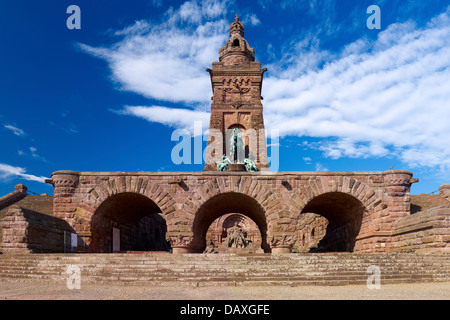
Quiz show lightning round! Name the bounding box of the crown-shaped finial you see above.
[230,14,244,37]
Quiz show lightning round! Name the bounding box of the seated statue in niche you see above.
[226,223,247,248]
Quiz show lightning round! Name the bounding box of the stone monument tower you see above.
[204,15,269,171]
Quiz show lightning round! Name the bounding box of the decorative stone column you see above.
[167,235,194,254]
[379,170,416,252]
[50,171,80,221]
[269,234,296,253]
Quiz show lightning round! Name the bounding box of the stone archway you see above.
[191,192,270,253]
[299,192,366,252]
[288,176,388,252]
[75,177,177,252]
[89,192,170,253]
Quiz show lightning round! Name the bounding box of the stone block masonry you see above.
[48,169,417,254]
[0,206,74,253]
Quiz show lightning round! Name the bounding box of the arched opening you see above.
[192,192,269,253]
[298,192,365,252]
[232,38,240,47]
[89,192,170,253]
[226,124,250,160]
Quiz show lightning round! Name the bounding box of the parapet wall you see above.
[0,206,74,253]
[392,205,450,253]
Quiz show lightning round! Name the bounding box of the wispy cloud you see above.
[18,147,49,163]
[0,163,48,183]
[4,124,25,136]
[263,6,450,174]
[79,0,229,105]
[315,163,329,172]
[49,121,79,134]
[241,13,261,26]
[116,105,210,133]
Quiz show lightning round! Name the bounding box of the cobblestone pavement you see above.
[0,281,449,300]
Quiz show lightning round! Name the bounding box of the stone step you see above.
[0,266,447,275]
[0,269,442,278]
[2,263,444,274]
[1,253,448,286]
[1,264,448,273]
[1,255,448,265]
[0,263,446,274]
[3,252,449,258]
[0,266,441,278]
[0,272,443,287]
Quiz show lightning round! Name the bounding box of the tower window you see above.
[232,39,240,47]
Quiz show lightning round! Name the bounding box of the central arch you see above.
[192,192,270,253]
[90,192,170,253]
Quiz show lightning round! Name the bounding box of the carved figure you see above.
[216,155,232,171]
[244,157,258,172]
[226,224,247,248]
[229,128,244,163]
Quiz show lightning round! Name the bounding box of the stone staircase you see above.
[0,253,449,287]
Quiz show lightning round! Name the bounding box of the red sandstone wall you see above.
[392,205,450,253]
[49,170,415,253]
[0,206,73,253]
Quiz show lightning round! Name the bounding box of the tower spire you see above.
[219,14,254,65]
[230,13,244,37]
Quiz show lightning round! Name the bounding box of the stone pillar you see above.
[380,171,416,251]
[50,171,80,224]
[383,171,414,219]
[167,235,195,254]
[269,234,296,253]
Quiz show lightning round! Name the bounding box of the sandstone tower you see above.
[204,15,269,171]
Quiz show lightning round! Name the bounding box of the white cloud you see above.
[263,7,450,173]
[117,105,210,133]
[0,163,48,183]
[80,0,229,104]
[302,157,312,164]
[4,124,25,136]
[242,13,261,26]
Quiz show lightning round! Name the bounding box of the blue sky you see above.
[1,0,450,196]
